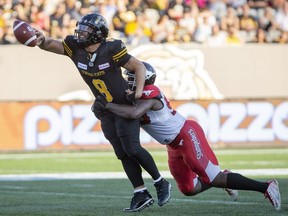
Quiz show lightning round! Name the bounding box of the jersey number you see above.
[92,79,113,102]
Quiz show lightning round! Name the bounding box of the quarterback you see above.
[34,13,171,212]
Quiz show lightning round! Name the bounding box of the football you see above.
[13,20,37,47]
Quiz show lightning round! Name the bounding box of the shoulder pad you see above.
[109,39,129,64]
[63,35,76,45]
[63,35,78,57]
[105,39,124,48]
[141,85,162,100]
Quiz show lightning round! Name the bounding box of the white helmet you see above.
[124,62,156,90]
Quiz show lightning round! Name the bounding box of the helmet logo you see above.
[143,90,154,96]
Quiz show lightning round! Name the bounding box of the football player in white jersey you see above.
[92,62,281,211]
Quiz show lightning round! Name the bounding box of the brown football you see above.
[13,20,37,47]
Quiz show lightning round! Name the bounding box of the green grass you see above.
[0,148,287,215]
[4,151,155,174]
[0,148,288,175]
[0,179,287,216]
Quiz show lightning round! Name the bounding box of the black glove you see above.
[96,94,107,107]
[126,91,136,104]
[91,95,108,116]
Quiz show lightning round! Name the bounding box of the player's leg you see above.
[116,116,171,207]
[116,117,160,179]
[212,170,281,210]
[167,145,201,195]
[100,113,154,211]
[174,120,238,199]
[174,120,220,185]
[187,120,280,210]
[221,169,239,201]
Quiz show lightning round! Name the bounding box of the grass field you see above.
[0,148,287,215]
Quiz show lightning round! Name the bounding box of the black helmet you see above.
[124,62,157,90]
[74,13,109,47]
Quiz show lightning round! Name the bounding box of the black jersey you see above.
[62,35,132,105]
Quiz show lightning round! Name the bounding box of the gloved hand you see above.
[126,91,136,104]
[91,95,108,115]
[96,94,107,107]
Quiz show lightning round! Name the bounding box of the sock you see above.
[153,176,163,183]
[134,187,147,194]
[227,173,269,193]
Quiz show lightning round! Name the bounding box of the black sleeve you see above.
[107,39,131,67]
[62,35,78,58]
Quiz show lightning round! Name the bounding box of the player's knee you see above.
[120,135,142,157]
[178,185,197,196]
[210,171,226,187]
[115,153,126,160]
[117,153,127,161]
[122,142,142,157]
[113,147,127,160]
[124,147,143,157]
[182,191,197,196]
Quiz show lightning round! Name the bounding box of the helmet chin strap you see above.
[131,83,136,91]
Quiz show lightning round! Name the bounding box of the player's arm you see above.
[123,57,146,99]
[34,29,64,55]
[106,99,156,119]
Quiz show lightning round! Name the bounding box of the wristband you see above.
[38,36,46,46]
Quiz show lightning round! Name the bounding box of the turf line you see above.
[0,189,261,206]
[0,168,288,181]
[0,148,287,159]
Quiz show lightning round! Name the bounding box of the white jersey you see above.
[140,85,186,145]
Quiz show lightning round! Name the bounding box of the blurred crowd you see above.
[1,0,288,45]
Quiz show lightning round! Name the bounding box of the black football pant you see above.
[100,112,161,188]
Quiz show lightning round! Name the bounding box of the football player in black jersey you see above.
[33,13,171,212]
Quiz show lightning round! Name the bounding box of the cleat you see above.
[264,180,281,211]
[123,191,154,212]
[223,169,238,201]
[154,178,172,206]
[224,188,238,201]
